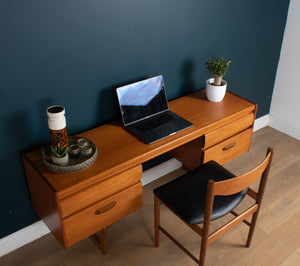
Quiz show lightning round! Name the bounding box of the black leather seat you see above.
[154,161,248,224]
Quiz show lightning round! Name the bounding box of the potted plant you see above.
[50,143,69,165]
[205,57,231,102]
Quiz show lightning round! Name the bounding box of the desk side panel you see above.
[22,155,66,248]
[168,137,203,170]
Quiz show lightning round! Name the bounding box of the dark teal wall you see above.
[0,1,289,238]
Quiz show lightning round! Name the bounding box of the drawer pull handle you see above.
[95,201,116,215]
[223,142,236,151]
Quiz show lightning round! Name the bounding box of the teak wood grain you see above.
[203,113,254,149]
[22,89,256,251]
[63,182,142,247]
[202,128,253,165]
[24,90,255,199]
[60,165,142,218]
[168,137,204,170]
[22,157,66,248]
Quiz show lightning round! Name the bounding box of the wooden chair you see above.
[154,148,273,265]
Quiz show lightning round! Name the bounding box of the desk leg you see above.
[89,228,108,254]
[168,137,203,170]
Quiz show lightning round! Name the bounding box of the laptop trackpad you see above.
[153,124,177,135]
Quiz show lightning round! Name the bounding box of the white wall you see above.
[270,0,300,140]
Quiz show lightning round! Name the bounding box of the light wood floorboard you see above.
[1,127,300,266]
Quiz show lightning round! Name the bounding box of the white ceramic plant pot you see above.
[52,152,69,165]
[206,78,227,102]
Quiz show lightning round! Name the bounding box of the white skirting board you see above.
[269,114,300,141]
[0,221,50,257]
[0,115,269,257]
[253,114,269,132]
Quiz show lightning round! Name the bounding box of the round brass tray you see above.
[42,136,97,174]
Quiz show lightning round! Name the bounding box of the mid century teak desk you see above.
[22,90,256,253]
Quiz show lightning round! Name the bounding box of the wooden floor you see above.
[1,127,300,266]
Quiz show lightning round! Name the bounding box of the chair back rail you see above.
[212,148,273,196]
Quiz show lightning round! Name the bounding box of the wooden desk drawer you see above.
[60,165,142,218]
[202,128,252,165]
[203,113,254,149]
[63,182,142,247]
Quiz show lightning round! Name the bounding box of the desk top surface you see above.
[24,90,256,198]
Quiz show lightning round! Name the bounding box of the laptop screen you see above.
[116,75,169,126]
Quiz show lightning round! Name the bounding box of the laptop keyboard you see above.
[135,113,175,133]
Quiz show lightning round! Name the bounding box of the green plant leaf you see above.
[206,57,231,77]
[50,144,67,158]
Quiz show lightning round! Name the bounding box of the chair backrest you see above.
[202,147,274,234]
[209,147,274,197]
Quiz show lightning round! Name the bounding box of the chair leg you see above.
[199,232,208,266]
[199,181,215,266]
[154,196,161,247]
[199,216,211,266]
[246,212,259,247]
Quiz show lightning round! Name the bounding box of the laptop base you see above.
[126,111,193,144]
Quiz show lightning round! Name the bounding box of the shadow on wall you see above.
[36,98,55,145]
[97,86,121,126]
[180,59,196,96]
[1,96,53,179]
[0,101,53,237]
[96,75,150,126]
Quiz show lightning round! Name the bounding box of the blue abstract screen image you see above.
[117,75,168,125]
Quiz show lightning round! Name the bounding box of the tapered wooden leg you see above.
[154,196,161,247]
[89,228,108,254]
[246,212,259,247]
[199,181,214,266]
[199,232,208,266]
[100,228,108,253]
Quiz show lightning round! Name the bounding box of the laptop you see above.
[116,75,193,144]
